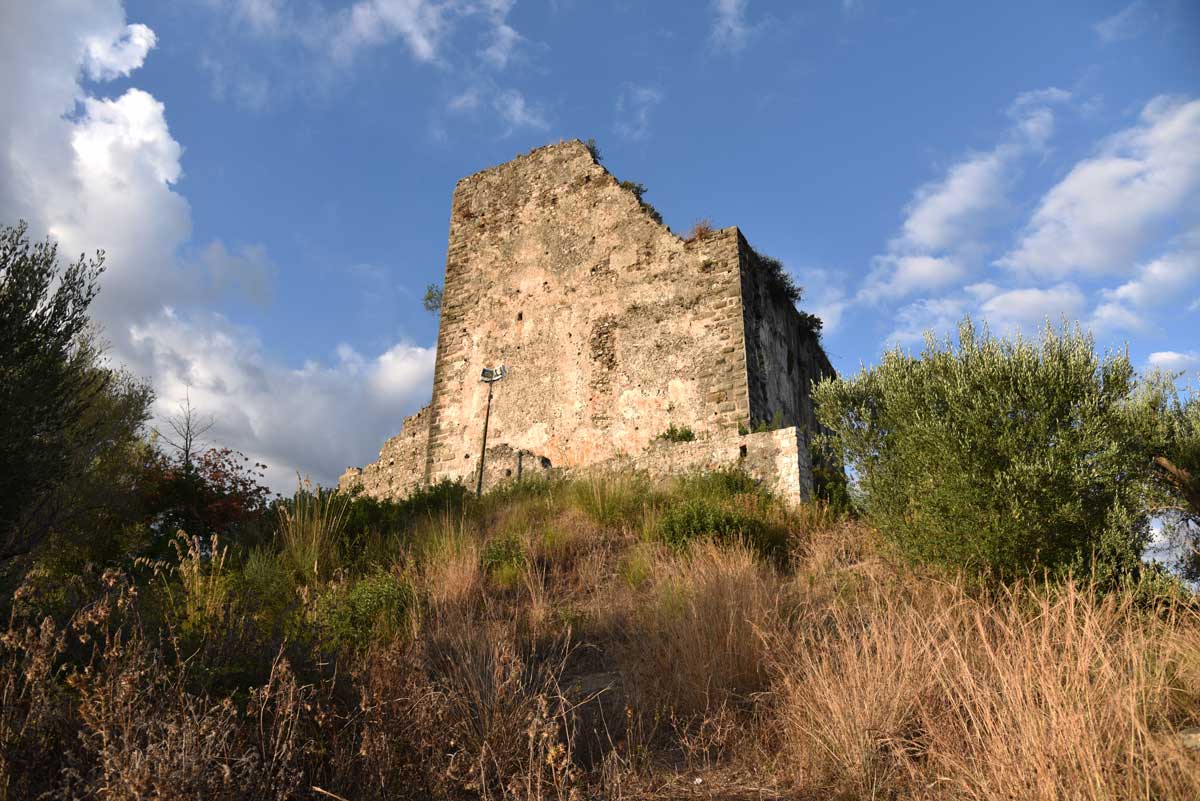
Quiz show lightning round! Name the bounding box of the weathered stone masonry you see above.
[341,140,835,505]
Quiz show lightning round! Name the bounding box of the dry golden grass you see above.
[770,574,1200,801]
[4,482,1200,800]
[685,218,714,240]
[620,541,781,721]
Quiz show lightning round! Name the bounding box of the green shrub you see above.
[618,180,664,225]
[569,474,652,527]
[483,533,525,588]
[655,424,695,443]
[314,571,414,652]
[673,466,762,500]
[235,546,295,626]
[338,479,467,568]
[813,319,1167,582]
[656,498,785,560]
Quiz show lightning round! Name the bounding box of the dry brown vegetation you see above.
[2,474,1199,800]
[685,219,714,241]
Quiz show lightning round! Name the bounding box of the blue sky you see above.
[2,0,1198,489]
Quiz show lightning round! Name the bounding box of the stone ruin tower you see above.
[340,140,835,505]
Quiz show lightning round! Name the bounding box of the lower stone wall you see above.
[572,426,811,506]
[343,418,811,508]
[338,405,432,499]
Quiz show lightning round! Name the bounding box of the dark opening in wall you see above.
[739,444,748,458]
[505,468,512,477]
[517,311,523,321]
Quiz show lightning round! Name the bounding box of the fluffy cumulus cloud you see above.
[1148,351,1200,374]
[864,90,1200,354]
[977,283,1086,335]
[1001,97,1200,277]
[0,1,436,488]
[885,296,970,347]
[125,314,435,490]
[858,88,1070,304]
[1091,242,1200,332]
[84,22,157,80]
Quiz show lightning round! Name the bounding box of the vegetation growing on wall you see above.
[655,423,695,442]
[618,179,664,225]
[747,247,823,336]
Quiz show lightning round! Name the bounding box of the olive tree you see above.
[813,319,1169,582]
[0,221,110,560]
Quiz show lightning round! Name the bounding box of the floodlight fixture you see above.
[480,365,507,383]
[476,363,508,496]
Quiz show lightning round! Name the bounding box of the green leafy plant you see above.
[814,318,1168,583]
[656,498,786,561]
[483,533,525,588]
[277,480,348,585]
[618,180,664,225]
[655,424,695,443]
[315,570,414,652]
[423,283,443,314]
[584,137,602,162]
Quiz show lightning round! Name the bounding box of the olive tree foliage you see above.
[1147,377,1200,578]
[0,221,151,561]
[813,319,1171,582]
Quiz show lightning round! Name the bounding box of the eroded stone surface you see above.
[339,140,835,504]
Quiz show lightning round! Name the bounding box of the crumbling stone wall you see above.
[338,405,430,499]
[423,141,752,487]
[343,139,836,505]
[739,239,836,433]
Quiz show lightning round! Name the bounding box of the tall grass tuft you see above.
[621,542,781,722]
[770,575,1200,800]
[277,479,347,584]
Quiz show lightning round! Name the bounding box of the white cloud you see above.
[1000,96,1200,277]
[480,22,521,68]
[858,88,1069,304]
[885,281,1087,347]
[1148,350,1200,373]
[84,22,156,80]
[615,84,663,141]
[235,0,286,35]
[1094,1,1153,43]
[900,150,1013,253]
[978,283,1086,335]
[1091,245,1200,332]
[493,88,548,131]
[0,1,438,489]
[448,87,482,112]
[331,0,449,63]
[711,0,750,52]
[127,312,435,489]
[859,255,966,304]
[886,296,969,346]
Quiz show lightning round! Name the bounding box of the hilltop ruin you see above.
[340,140,834,504]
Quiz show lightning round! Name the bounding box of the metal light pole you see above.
[476,365,507,497]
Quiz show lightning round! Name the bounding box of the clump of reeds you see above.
[277,477,347,584]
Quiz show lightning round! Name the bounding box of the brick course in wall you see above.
[340,140,835,504]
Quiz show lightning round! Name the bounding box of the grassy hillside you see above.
[4,470,1199,800]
